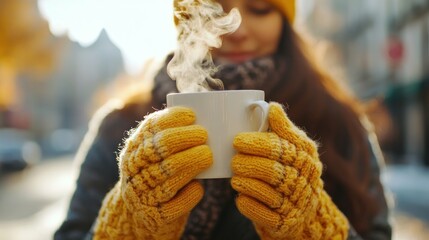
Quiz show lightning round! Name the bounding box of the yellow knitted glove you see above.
[93,107,212,239]
[231,102,349,240]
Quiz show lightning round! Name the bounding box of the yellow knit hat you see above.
[174,0,296,24]
[266,0,295,23]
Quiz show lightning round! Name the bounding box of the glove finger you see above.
[156,164,210,203]
[233,133,323,184]
[154,125,208,159]
[232,154,313,198]
[236,194,281,229]
[231,154,284,186]
[135,145,212,205]
[121,123,206,177]
[233,132,282,160]
[139,106,196,137]
[161,145,212,185]
[268,102,318,155]
[231,176,283,208]
[152,106,196,130]
[122,106,196,172]
[160,181,204,223]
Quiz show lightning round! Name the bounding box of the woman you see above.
[55,0,392,239]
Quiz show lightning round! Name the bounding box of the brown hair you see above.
[271,20,378,234]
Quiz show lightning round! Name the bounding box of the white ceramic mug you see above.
[167,90,269,179]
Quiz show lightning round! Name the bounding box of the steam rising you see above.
[168,0,241,92]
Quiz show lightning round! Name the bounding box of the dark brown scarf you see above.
[152,53,288,102]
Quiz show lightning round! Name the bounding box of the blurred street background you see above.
[0,0,428,239]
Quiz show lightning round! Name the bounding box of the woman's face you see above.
[212,0,284,64]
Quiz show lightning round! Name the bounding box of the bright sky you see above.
[38,0,311,75]
[38,0,177,74]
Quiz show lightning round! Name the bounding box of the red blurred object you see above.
[386,36,405,67]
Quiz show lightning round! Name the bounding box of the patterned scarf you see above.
[152,53,288,239]
[152,53,288,102]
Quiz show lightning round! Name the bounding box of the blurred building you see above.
[301,0,429,165]
[388,0,429,166]
[18,30,124,156]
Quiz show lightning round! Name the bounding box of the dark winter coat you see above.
[54,96,392,239]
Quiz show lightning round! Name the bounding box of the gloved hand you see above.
[93,107,212,239]
[231,102,349,240]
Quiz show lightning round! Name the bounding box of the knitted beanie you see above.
[267,0,295,23]
[174,0,296,24]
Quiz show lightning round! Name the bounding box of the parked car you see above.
[0,128,41,174]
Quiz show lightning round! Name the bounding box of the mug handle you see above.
[250,100,269,132]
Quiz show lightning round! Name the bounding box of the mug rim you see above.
[167,89,264,97]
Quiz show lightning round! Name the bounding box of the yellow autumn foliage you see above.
[0,0,63,73]
[0,0,64,108]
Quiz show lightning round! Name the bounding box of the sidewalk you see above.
[0,156,76,240]
[383,164,429,239]
[0,157,428,239]
[383,164,429,222]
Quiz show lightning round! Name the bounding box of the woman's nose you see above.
[225,20,248,42]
